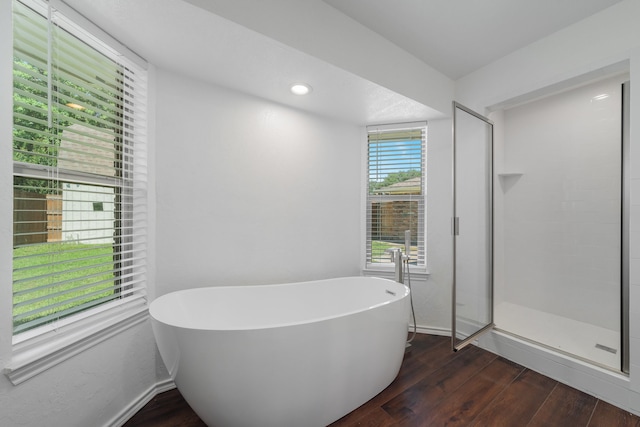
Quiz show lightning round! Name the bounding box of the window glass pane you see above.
[13,0,123,175]
[13,241,117,334]
[368,138,422,195]
[13,177,118,333]
[369,200,420,264]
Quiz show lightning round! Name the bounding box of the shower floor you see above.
[494,302,620,370]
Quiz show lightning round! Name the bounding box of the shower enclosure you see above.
[494,75,629,371]
[453,74,629,371]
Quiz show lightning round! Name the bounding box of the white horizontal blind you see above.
[367,124,426,267]
[12,0,148,334]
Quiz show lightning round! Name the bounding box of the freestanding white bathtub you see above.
[149,276,410,427]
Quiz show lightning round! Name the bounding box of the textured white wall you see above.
[154,69,363,297]
[0,324,158,427]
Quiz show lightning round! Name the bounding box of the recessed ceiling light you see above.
[291,83,312,95]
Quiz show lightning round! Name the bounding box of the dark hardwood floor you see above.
[124,334,640,427]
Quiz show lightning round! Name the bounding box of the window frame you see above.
[6,0,148,385]
[363,122,427,276]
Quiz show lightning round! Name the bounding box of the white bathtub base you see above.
[177,319,405,426]
[150,277,410,427]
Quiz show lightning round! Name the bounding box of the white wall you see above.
[154,69,363,297]
[0,325,158,427]
[457,0,640,414]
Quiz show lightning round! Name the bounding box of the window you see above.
[11,0,147,346]
[366,123,426,269]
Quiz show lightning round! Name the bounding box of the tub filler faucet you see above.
[385,248,409,284]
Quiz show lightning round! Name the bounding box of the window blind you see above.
[366,124,426,267]
[12,0,147,334]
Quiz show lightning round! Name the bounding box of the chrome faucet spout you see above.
[385,248,406,284]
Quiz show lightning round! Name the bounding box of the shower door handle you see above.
[452,217,460,235]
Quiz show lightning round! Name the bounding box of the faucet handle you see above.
[384,247,401,261]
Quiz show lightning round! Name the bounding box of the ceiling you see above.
[323,0,622,80]
[63,0,622,125]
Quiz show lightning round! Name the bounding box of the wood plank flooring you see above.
[123,334,640,427]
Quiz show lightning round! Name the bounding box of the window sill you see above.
[4,298,148,385]
[362,266,430,281]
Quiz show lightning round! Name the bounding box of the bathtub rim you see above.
[149,276,409,332]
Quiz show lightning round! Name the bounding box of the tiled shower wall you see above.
[500,75,626,331]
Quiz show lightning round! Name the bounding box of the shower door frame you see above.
[622,81,630,374]
[451,101,495,352]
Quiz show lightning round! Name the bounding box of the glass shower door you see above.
[452,101,494,351]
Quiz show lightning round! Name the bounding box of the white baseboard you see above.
[155,377,177,393]
[106,378,175,427]
[412,324,451,337]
